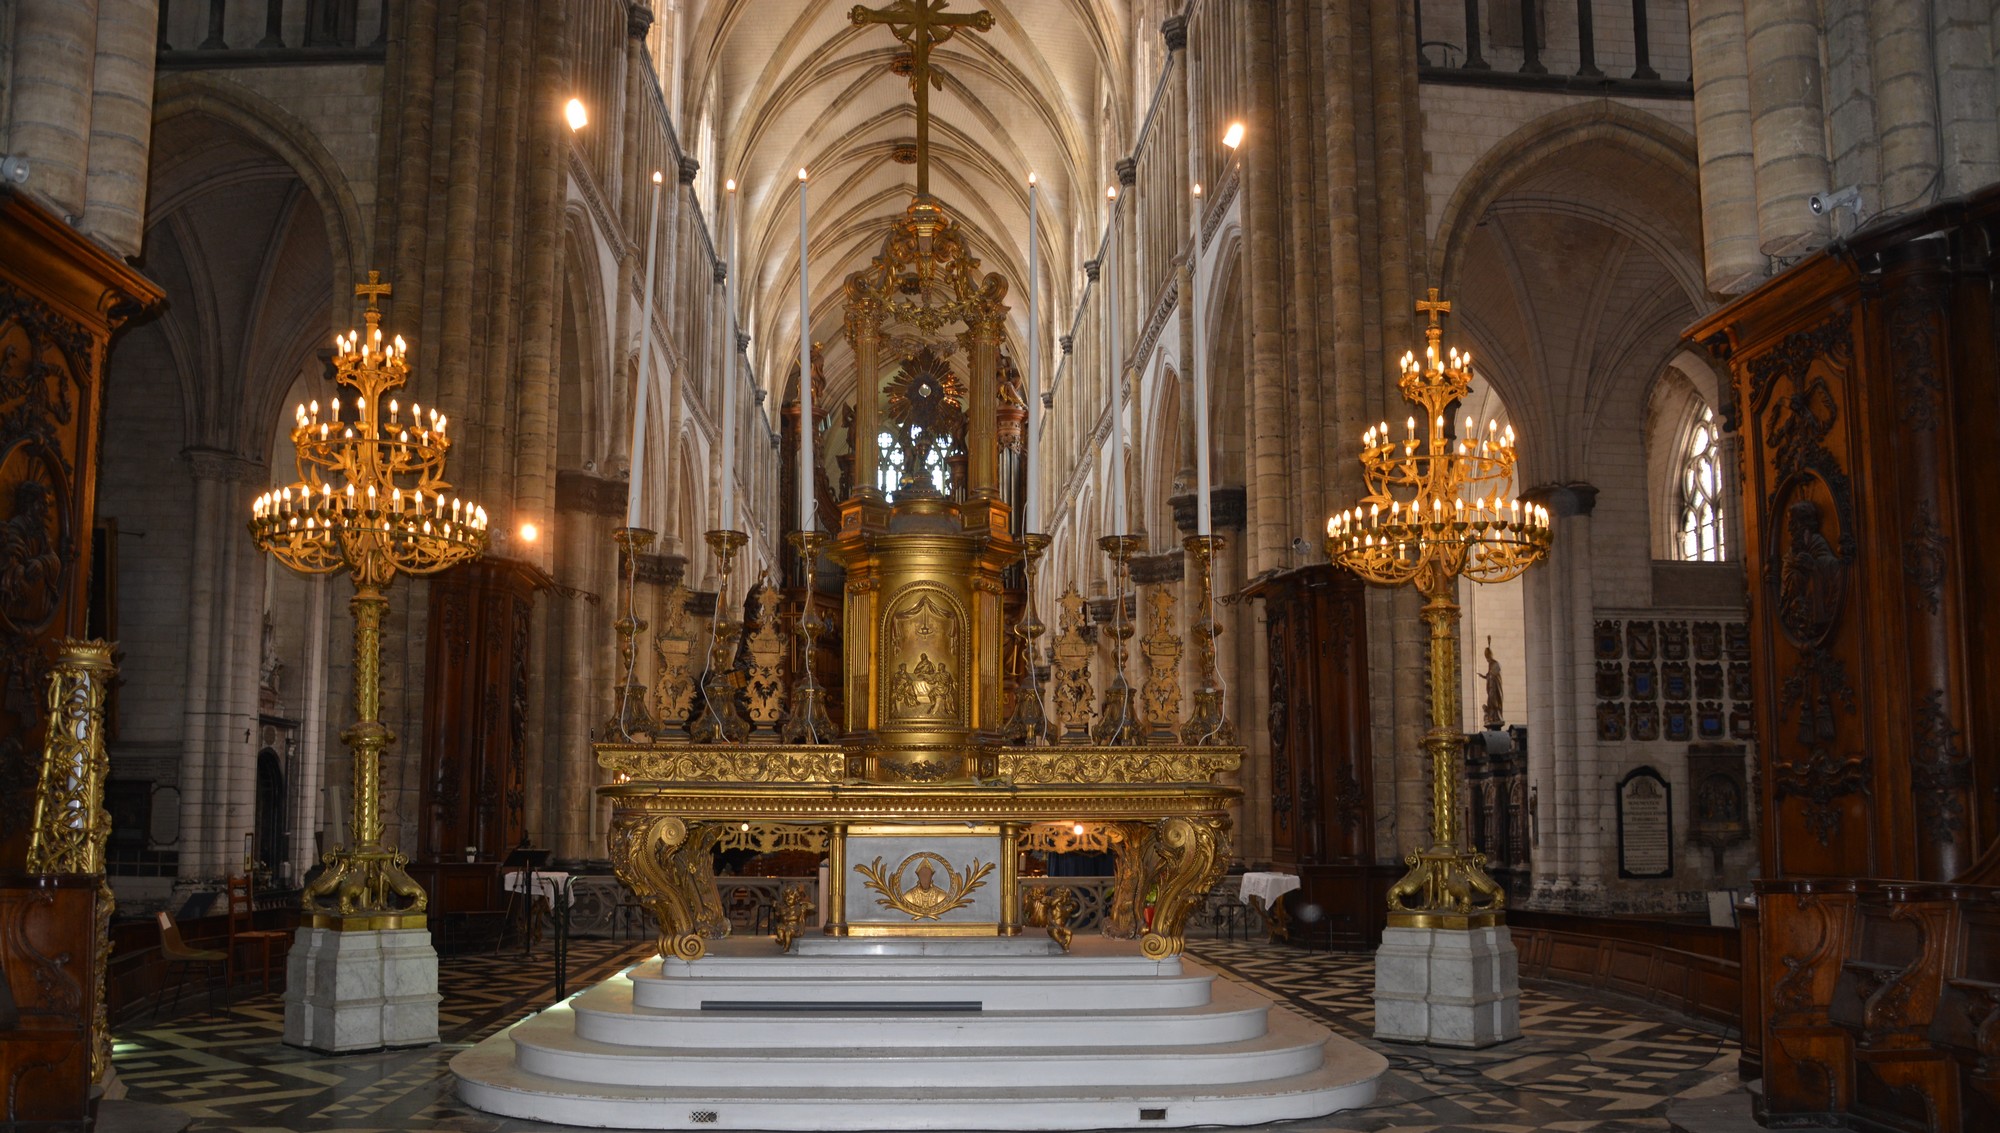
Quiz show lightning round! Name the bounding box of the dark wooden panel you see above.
[420,560,546,862]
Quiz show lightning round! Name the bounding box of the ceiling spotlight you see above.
[519,521,540,543]
[565,98,588,131]
[1222,121,1245,150]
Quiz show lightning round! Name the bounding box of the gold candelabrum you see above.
[1325,291,1551,930]
[610,527,661,741]
[1003,532,1053,745]
[250,272,488,927]
[690,528,751,743]
[1092,534,1142,746]
[781,530,836,744]
[1181,534,1233,745]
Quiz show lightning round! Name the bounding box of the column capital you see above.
[1522,481,1599,518]
[1115,157,1137,187]
[1160,15,1187,51]
[626,2,656,39]
[677,155,701,185]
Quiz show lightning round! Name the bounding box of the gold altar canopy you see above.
[596,0,1242,963]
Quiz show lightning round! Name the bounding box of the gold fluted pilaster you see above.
[845,287,884,499]
[967,315,1002,496]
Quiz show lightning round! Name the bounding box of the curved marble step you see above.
[509,997,1327,1088]
[641,942,1182,982]
[453,1027,1386,1131]
[569,978,1270,1048]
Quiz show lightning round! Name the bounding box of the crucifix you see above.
[355,269,392,312]
[1415,286,1451,328]
[850,0,995,201]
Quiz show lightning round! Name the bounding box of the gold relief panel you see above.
[596,746,847,784]
[880,584,970,731]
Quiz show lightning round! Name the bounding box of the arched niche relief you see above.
[878,583,972,730]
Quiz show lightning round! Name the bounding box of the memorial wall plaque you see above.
[1617,766,1674,879]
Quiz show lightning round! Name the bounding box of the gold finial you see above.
[1416,287,1451,353]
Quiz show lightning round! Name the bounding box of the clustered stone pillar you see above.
[1688,0,1763,292]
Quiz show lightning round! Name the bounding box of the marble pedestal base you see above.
[283,926,440,1053]
[1372,924,1520,1048]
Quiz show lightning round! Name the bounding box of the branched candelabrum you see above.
[781,530,835,743]
[1004,533,1053,745]
[608,526,661,741]
[1092,534,1142,746]
[690,528,751,743]
[250,272,488,924]
[1325,290,1551,928]
[1181,534,1233,745]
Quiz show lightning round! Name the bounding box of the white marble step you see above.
[454,1026,1387,1130]
[568,978,1270,1048]
[508,999,1330,1088]
[644,937,1181,982]
[628,966,1216,1012]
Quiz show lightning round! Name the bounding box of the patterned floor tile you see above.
[113,935,1742,1132]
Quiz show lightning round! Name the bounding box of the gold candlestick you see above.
[251,272,487,926]
[1004,532,1053,745]
[690,528,751,744]
[1093,534,1142,746]
[1181,534,1234,745]
[607,526,660,742]
[781,530,836,744]
[1325,290,1552,928]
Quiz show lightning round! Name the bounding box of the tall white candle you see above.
[720,179,738,530]
[626,171,665,528]
[798,167,814,531]
[1026,172,1040,534]
[1190,179,1211,537]
[1107,185,1125,535]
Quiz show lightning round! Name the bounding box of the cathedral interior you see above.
[1,0,1998,1130]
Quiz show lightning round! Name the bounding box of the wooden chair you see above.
[226,876,291,992]
[154,910,226,1016]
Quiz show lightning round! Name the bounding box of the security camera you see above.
[0,155,28,185]
[1808,185,1864,219]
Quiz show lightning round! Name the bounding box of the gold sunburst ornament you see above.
[856,852,994,919]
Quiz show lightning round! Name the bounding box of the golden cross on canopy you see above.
[850,0,995,201]
[1416,287,1451,329]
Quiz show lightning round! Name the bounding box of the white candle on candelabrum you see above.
[1026,173,1040,534]
[720,179,738,531]
[798,168,814,531]
[1107,186,1125,535]
[1190,181,1211,538]
[626,172,665,528]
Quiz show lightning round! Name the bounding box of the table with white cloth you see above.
[503,869,572,949]
[1237,871,1300,942]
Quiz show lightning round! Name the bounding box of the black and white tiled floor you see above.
[112,937,1744,1132]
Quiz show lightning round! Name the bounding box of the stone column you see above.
[1689,0,1765,292]
[1522,487,1601,911]
[1745,0,1832,255]
[81,0,159,256]
[1868,0,1940,210]
[847,292,883,497]
[510,0,571,577]
[6,0,100,220]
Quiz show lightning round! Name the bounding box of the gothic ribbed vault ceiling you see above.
[683,0,1133,408]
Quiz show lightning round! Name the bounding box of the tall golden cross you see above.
[355,270,392,312]
[850,0,995,200]
[1416,287,1451,328]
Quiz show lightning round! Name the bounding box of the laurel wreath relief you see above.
[855,852,994,920]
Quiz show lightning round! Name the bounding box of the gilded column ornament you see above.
[1140,588,1184,743]
[607,813,727,960]
[1140,815,1229,960]
[250,273,488,926]
[26,639,116,1082]
[607,526,660,741]
[1325,292,1552,929]
[1050,585,1095,742]
[743,578,788,738]
[1182,534,1235,744]
[689,529,751,744]
[1093,536,1142,745]
[781,530,836,743]
[651,581,697,734]
[1003,533,1053,745]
